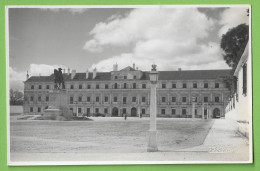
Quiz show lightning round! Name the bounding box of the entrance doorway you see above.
[213,108,221,118]
[112,107,119,117]
[131,107,137,117]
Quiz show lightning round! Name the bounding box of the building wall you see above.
[24,78,230,118]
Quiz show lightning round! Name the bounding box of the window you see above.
[123,108,127,114]
[30,107,33,112]
[124,76,127,79]
[70,108,73,112]
[182,108,187,115]
[95,108,99,113]
[142,108,146,114]
[79,84,82,89]
[183,83,187,88]
[215,83,219,88]
[87,85,91,89]
[96,84,99,89]
[38,85,42,89]
[134,75,137,79]
[243,63,247,95]
[215,96,220,103]
[78,108,82,114]
[161,109,165,115]
[105,84,109,89]
[204,83,208,88]
[46,85,50,89]
[162,97,166,102]
[104,96,108,102]
[31,85,34,89]
[38,107,41,112]
[133,83,137,89]
[193,83,197,88]
[182,97,187,103]
[123,83,127,89]
[195,109,197,115]
[172,97,176,102]
[96,97,100,102]
[162,83,166,89]
[78,96,82,102]
[114,83,118,89]
[172,83,176,88]
[132,97,136,102]
[204,96,208,103]
[87,96,91,102]
[115,76,118,79]
[123,97,127,104]
[38,95,41,102]
[70,96,74,104]
[114,96,117,102]
[142,84,146,89]
[70,85,74,89]
[104,108,108,114]
[172,108,176,115]
[142,96,146,102]
[30,96,34,101]
[46,96,49,102]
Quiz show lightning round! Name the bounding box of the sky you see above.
[8,6,250,91]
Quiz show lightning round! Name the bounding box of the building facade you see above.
[23,64,232,119]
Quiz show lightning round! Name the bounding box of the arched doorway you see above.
[213,108,221,118]
[131,107,137,117]
[112,107,119,117]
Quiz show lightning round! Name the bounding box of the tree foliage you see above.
[220,24,249,69]
[10,89,24,105]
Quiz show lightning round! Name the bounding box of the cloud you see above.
[9,64,63,91]
[85,7,229,71]
[218,7,249,36]
[39,8,88,14]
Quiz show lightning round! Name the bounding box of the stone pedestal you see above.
[147,130,158,152]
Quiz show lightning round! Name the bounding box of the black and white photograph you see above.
[7,5,252,165]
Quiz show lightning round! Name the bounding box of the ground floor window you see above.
[38,107,41,112]
[104,108,108,114]
[182,108,187,115]
[161,109,165,115]
[195,109,197,115]
[30,107,33,112]
[70,108,73,111]
[95,108,99,113]
[171,108,176,115]
[78,108,82,114]
[142,108,146,114]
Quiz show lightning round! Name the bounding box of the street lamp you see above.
[147,64,159,152]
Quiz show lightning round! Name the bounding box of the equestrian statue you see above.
[54,68,65,89]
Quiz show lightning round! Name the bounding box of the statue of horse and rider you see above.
[54,68,65,89]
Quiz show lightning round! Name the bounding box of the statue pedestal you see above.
[147,130,158,152]
[43,89,72,120]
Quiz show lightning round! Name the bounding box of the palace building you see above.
[23,64,232,119]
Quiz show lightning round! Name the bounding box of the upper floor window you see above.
[123,97,127,104]
[87,85,91,89]
[114,76,118,79]
[172,83,176,88]
[96,84,99,89]
[215,96,220,103]
[182,97,187,103]
[104,96,109,102]
[31,85,34,89]
[183,83,187,88]
[79,84,83,89]
[204,96,208,103]
[162,83,166,89]
[113,96,117,102]
[96,96,100,102]
[46,85,50,89]
[124,76,127,79]
[172,97,176,102]
[123,83,127,89]
[162,97,166,102]
[193,83,197,88]
[215,83,219,88]
[161,109,166,115]
[142,96,146,102]
[133,83,137,89]
[78,96,82,102]
[70,85,74,89]
[243,63,247,96]
[38,85,42,89]
[172,108,176,115]
[70,96,74,104]
[114,83,118,89]
[46,96,49,102]
[105,84,109,89]
[142,84,146,89]
[182,108,187,115]
[86,96,91,102]
[134,75,137,79]
[30,96,34,101]
[38,95,41,102]
[132,96,137,102]
[204,83,208,88]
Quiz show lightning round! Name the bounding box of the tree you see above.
[220,24,249,69]
[10,89,24,105]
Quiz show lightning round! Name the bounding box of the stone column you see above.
[147,64,159,152]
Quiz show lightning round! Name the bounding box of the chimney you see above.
[178,68,182,71]
[71,69,76,79]
[133,63,135,70]
[26,71,29,80]
[113,63,118,71]
[86,69,89,79]
[93,68,97,79]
